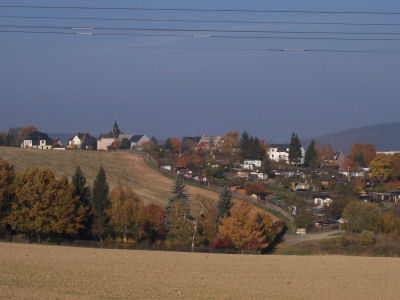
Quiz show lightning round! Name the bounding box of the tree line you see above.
[0,158,282,251]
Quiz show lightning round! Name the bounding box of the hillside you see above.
[0,147,281,219]
[303,122,400,153]
[0,147,223,210]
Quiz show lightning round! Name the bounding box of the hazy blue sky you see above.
[1,0,400,142]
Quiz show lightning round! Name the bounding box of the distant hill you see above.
[302,122,400,153]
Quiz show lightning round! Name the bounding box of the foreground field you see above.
[0,242,399,299]
[0,147,221,210]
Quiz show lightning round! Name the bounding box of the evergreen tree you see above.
[91,166,110,243]
[216,187,233,223]
[288,133,302,165]
[120,138,131,150]
[72,166,92,238]
[239,131,265,160]
[0,159,15,233]
[165,175,190,231]
[304,139,318,168]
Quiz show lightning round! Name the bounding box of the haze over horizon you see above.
[1,0,400,142]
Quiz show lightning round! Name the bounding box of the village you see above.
[9,121,400,234]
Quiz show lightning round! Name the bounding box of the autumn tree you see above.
[304,139,318,168]
[19,126,37,143]
[369,153,393,181]
[108,183,145,242]
[218,201,273,251]
[91,166,110,243]
[143,204,166,242]
[344,143,376,169]
[9,168,88,241]
[6,127,21,147]
[0,159,15,232]
[222,131,239,152]
[289,133,303,164]
[110,140,122,151]
[216,187,233,223]
[72,166,92,238]
[195,195,217,246]
[316,144,336,164]
[0,132,7,146]
[243,183,269,199]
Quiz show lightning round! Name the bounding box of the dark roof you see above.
[130,135,144,143]
[26,131,54,146]
[183,136,202,144]
[269,144,289,152]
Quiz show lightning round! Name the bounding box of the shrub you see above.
[343,201,382,233]
[209,237,233,249]
[356,230,377,246]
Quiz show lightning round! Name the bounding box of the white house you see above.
[129,135,150,150]
[97,138,116,151]
[314,196,332,207]
[267,143,305,164]
[21,132,54,150]
[242,159,262,170]
[68,133,97,150]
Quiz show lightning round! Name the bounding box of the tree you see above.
[345,143,376,169]
[218,201,272,251]
[165,175,192,246]
[6,127,21,147]
[369,153,392,181]
[343,201,382,233]
[239,131,265,160]
[72,166,92,238]
[108,183,145,242]
[9,168,88,241]
[222,131,239,152]
[143,204,166,242]
[120,138,131,150]
[294,212,313,229]
[316,145,336,165]
[0,159,15,232]
[0,132,7,146]
[91,167,110,243]
[288,133,302,164]
[216,187,233,222]
[304,139,318,168]
[19,126,37,143]
[195,195,217,246]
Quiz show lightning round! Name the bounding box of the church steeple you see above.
[112,121,121,138]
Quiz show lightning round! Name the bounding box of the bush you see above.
[343,201,382,233]
[356,231,377,246]
[209,237,233,249]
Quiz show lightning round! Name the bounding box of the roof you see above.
[25,131,54,146]
[130,135,144,143]
[183,136,202,143]
[269,144,290,152]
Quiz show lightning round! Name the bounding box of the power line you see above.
[1,42,400,54]
[2,15,400,27]
[2,24,400,35]
[4,29,400,42]
[1,5,400,15]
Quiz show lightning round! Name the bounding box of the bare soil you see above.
[1,242,399,299]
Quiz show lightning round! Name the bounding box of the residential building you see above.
[129,135,150,150]
[267,144,305,164]
[242,159,262,170]
[68,133,97,150]
[21,131,54,149]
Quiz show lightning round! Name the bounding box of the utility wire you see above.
[2,15,400,27]
[1,5,400,15]
[1,42,400,53]
[2,24,400,35]
[4,29,400,42]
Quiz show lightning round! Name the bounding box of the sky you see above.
[1,0,400,142]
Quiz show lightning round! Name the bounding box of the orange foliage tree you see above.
[142,204,166,242]
[218,201,273,251]
[19,126,37,142]
[344,143,376,169]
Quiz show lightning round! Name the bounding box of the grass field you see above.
[1,242,399,299]
[0,147,224,210]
